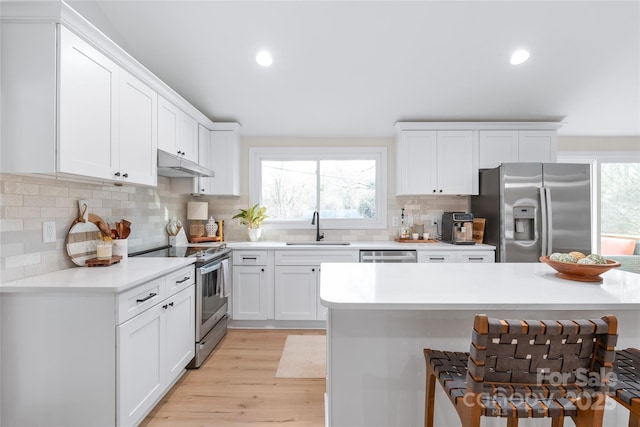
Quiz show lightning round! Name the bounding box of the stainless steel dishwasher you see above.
[359,250,417,263]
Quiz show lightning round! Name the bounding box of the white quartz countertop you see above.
[320,262,640,310]
[226,240,495,251]
[0,258,195,293]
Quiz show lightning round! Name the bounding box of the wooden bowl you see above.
[539,256,621,283]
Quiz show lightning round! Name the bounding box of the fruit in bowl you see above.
[540,253,621,283]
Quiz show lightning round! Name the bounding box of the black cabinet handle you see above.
[114,172,121,177]
[312,268,315,272]
[136,292,157,303]
[169,302,174,307]
[176,276,190,284]
[122,173,128,178]
[261,268,265,272]
[432,189,436,193]
[163,304,168,309]
[439,189,443,193]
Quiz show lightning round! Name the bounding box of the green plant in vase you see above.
[232,203,268,241]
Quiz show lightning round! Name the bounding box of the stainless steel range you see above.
[131,244,231,368]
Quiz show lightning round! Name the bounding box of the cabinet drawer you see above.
[275,250,358,265]
[417,252,456,263]
[117,277,165,324]
[233,251,269,266]
[165,265,195,296]
[457,251,495,263]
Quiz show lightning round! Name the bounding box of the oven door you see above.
[196,257,229,342]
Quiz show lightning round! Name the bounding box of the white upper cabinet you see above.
[118,69,158,186]
[395,128,475,195]
[478,130,557,168]
[1,23,158,186]
[58,27,119,181]
[2,3,218,186]
[158,96,198,164]
[207,123,241,196]
[58,28,157,186]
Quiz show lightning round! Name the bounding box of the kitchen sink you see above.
[286,241,351,246]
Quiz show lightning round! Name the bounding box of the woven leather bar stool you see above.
[610,348,640,427]
[424,314,618,427]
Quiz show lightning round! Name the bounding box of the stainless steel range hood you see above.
[157,150,215,178]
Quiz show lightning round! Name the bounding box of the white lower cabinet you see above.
[274,266,319,320]
[274,250,358,321]
[117,302,164,427]
[418,250,495,263]
[117,284,194,426]
[232,251,273,320]
[0,264,195,427]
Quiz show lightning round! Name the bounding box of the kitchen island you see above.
[320,262,640,427]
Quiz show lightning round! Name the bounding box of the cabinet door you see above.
[179,114,199,163]
[437,131,474,194]
[158,96,179,155]
[478,130,519,169]
[58,27,119,180]
[274,266,318,321]
[165,286,195,385]
[195,124,211,194]
[209,129,241,195]
[518,131,557,163]
[119,70,157,186]
[232,266,269,320]
[396,130,437,195]
[117,304,164,427]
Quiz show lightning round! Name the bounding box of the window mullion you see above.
[316,160,321,212]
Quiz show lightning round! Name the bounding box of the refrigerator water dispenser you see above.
[513,206,535,241]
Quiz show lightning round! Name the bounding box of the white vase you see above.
[248,228,262,242]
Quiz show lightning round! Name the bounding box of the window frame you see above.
[249,146,387,230]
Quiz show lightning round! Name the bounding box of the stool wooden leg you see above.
[629,412,639,427]
[551,416,565,427]
[506,417,519,427]
[571,394,606,427]
[424,362,436,427]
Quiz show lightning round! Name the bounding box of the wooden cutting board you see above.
[66,221,102,266]
[473,218,485,244]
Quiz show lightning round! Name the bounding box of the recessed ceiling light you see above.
[256,50,273,67]
[510,49,530,65]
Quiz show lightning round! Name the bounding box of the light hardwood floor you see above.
[140,329,326,427]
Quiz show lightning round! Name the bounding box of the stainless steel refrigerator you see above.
[470,163,592,262]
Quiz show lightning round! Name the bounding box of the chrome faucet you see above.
[311,211,324,241]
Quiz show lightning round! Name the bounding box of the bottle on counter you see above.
[399,208,411,239]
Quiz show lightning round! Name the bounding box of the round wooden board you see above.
[66,221,101,266]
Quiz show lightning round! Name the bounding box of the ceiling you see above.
[67,0,640,138]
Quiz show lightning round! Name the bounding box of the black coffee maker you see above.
[441,212,475,245]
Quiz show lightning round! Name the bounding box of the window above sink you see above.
[249,147,387,230]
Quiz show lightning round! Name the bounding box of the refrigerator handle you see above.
[545,187,553,255]
[540,187,548,257]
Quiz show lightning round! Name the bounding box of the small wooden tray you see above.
[394,238,439,243]
[190,236,221,243]
[86,255,122,267]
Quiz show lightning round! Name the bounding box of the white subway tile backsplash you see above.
[0,219,23,232]
[0,194,24,206]
[5,206,41,219]
[0,171,470,280]
[41,185,69,197]
[5,252,41,269]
